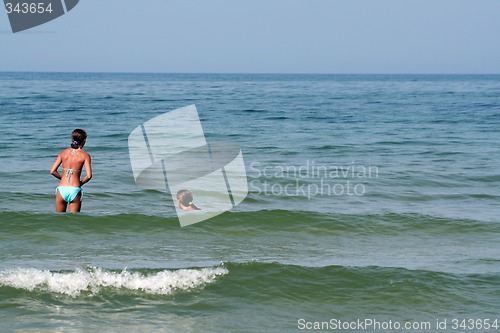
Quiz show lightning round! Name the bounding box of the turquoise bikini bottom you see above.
[56,186,82,203]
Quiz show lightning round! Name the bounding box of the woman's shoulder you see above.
[59,148,70,156]
[81,149,91,159]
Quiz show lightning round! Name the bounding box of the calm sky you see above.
[1,0,499,74]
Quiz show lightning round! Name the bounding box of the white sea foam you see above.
[0,266,228,297]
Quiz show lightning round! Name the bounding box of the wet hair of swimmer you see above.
[176,189,201,210]
[71,129,87,149]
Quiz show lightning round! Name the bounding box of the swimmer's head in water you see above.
[176,189,200,210]
[71,129,87,149]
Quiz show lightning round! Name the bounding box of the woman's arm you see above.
[81,154,92,186]
[50,154,62,180]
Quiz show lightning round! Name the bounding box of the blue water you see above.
[0,73,499,332]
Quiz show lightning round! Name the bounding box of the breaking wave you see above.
[0,266,228,297]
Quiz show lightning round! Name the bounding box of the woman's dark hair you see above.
[71,129,87,149]
[176,189,201,210]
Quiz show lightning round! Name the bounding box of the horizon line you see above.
[1,70,500,76]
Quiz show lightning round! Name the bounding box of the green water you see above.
[1,73,499,332]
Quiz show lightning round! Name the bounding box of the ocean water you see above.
[0,72,499,332]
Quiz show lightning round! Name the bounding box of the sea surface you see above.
[0,72,499,332]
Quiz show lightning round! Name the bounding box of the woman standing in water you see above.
[50,129,92,212]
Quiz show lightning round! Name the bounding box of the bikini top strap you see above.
[62,167,81,183]
[62,167,82,172]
